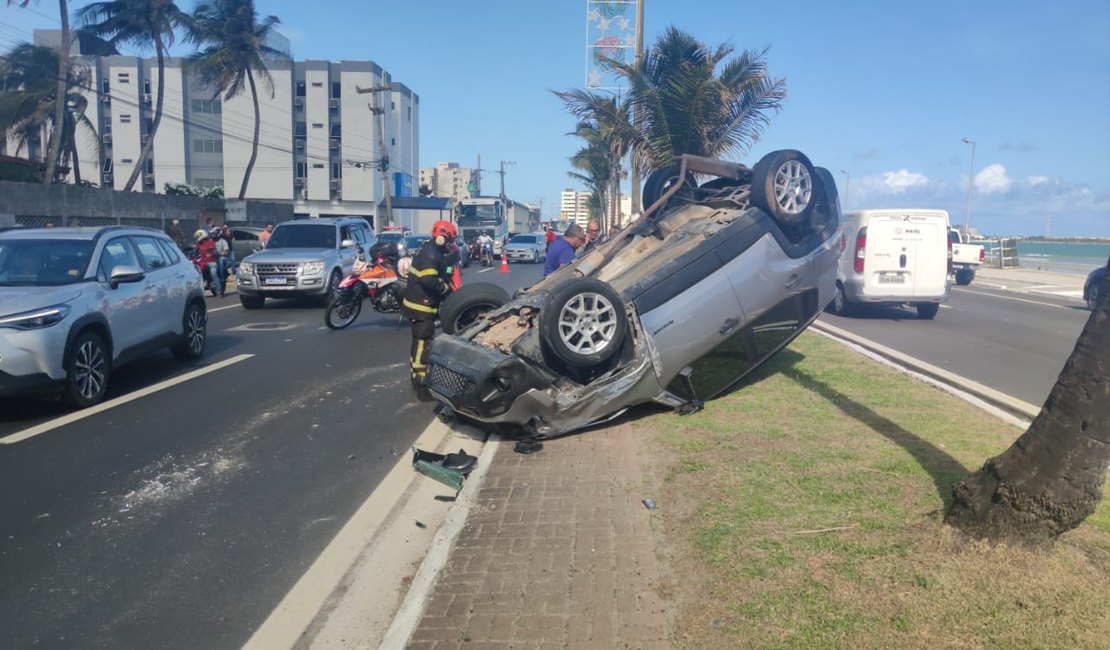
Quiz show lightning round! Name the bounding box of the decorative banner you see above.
[585,0,637,90]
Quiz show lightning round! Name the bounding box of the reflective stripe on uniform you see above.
[409,267,440,278]
[403,298,439,314]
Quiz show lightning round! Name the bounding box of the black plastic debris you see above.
[514,439,544,455]
[415,520,427,529]
[411,446,478,491]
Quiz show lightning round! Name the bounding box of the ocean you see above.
[1015,241,1110,276]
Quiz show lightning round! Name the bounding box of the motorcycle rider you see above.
[193,229,225,297]
[477,231,494,266]
[402,220,460,400]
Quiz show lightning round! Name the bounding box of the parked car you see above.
[1084,265,1107,310]
[503,233,547,264]
[235,217,375,309]
[231,227,266,263]
[400,234,431,258]
[424,150,842,437]
[0,226,207,408]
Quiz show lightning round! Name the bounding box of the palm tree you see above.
[6,0,70,185]
[604,26,787,172]
[554,89,636,229]
[567,135,610,222]
[186,0,286,200]
[945,261,1110,547]
[0,43,98,183]
[77,0,187,192]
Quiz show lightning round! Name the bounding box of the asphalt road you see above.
[0,260,544,650]
[817,283,1090,407]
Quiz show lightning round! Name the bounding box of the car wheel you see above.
[64,330,109,408]
[642,165,696,211]
[440,283,511,335]
[172,302,207,360]
[916,303,940,319]
[751,150,816,227]
[318,269,343,307]
[240,295,264,310]
[954,269,975,286]
[540,278,627,369]
[829,283,853,316]
[1086,287,1099,311]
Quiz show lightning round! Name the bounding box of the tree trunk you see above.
[66,117,80,184]
[945,262,1110,547]
[43,0,69,185]
[239,68,260,200]
[124,31,165,192]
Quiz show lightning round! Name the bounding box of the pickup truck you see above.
[949,228,984,285]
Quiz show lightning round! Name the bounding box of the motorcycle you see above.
[186,247,224,298]
[324,253,407,330]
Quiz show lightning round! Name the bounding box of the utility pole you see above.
[629,0,645,216]
[497,160,516,200]
[356,85,393,228]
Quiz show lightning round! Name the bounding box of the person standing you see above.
[219,224,236,268]
[544,227,556,251]
[258,223,273,246]
[166,219,187,248]
[193,229,224,296]
[578,219,601,256]
[401,220,459,400]
[543,223,586,277]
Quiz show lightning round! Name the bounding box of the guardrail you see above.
[974,237,1021,268]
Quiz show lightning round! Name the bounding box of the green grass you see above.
[647,332,1110,649]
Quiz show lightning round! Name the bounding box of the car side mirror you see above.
[341,239,357,248]
[108,264,145,289]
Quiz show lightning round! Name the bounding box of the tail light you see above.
[853,228,867,274]
[979,247,985,262]
[947,236,953,275]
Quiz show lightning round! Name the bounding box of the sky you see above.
[2,0,1108,238]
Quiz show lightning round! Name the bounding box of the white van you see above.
[829,209,950,319]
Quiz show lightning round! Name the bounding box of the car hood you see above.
[243,248,336,264]
[0,285,85,316]
[505,243,538,250]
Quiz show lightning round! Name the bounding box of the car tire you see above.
[240,295,264,310]
[829,283,854,316]
[317,269,343,307]
[1086,286,1099,311]
[440,283,511,335]
[540,278,627,369]
[642,165,696,211]
[751,149,816,227]
[955,269,975,286]
[64,330,110,408]
[172,302,207,361]
[325,293,363,330]
[916,303,940,319]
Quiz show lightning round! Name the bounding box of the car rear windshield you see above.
[0,239,95,286]
[266,224,336,249]
[510,235,537,244]
[378,232,406,242]
[404,235,431,249]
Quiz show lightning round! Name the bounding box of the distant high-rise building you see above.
[13,30,419,228]
[559,188,591,226]
[419,161,477,204]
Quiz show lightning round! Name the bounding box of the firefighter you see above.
[401,219,460,400]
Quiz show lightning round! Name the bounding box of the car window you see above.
[132,235,171,271]
[98,237,142,282]
[156,239,182,265]
[0,239,94,286]
[340,225,353,243]
[235,229,258,242]
[510,235,537,244]
[266,224,337,249]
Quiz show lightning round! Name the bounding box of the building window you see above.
[312,123,324,129]
[119,114,132,123]
[192,139,223,154]
[329,124,341,138]
[145,158,154,173]
[143,78,151,94]
[102,159,113,172]
[295,162,306,178]
[312,163,324,169]
[391,137,396,146]
[294,122,306,137]
[102,79,110,93]
[121,158,133,164]
[311,81,323,87]
[331,162,341,178]
[194,178,221,189]
[331,82,341,98]
[190,99,222,114]
[117,72,130,83]
[295,81,306,97]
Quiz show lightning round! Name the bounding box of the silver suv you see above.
[0,226,208,408]
[503,232,547,264]
[235,217,375,309]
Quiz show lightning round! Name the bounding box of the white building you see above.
[28,30,418,229]
[559,188,592,226]
[418,161,477,204]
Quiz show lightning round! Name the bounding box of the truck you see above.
[948,227,984,285]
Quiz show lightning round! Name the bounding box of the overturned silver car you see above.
[425,150,843,437]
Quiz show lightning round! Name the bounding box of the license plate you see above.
[878,274,905,284]
[264,277,287,286]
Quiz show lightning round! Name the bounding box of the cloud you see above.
[998,142,1040,153]
[974,163,1012,194]
[1026,175,1050,186]
[880,169,929,193]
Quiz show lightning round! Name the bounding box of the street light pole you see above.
[962,137,976,235]
[497,160,516,200]
[357,85,394,228]
[839,170,850,209]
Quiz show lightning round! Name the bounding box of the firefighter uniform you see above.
[401,239,456,396]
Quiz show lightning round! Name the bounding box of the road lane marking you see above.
[0,354,254,445]
[208,303,240,314]
[952,287,1072,310]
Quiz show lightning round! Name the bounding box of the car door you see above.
[96,236,154,356]
[130,235,180,337]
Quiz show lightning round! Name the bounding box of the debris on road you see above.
[411,446,478,491]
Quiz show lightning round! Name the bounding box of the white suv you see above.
[0,226,208,408]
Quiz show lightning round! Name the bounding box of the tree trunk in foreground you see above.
[43,0,70,185]
[945,263,1110,547]
[238,68,260,200]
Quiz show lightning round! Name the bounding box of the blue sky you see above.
[3,1,1108,237]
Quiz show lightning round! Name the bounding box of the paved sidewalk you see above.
[404,424,672,649]
[973,266,1087,298]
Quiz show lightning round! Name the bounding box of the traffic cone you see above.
[500,251,509,273]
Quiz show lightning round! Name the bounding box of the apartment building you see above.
[418,161,478,204]
[559,188,592,226]
[30,30,418,228]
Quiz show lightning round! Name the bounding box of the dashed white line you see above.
[0,354,254,445]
